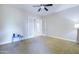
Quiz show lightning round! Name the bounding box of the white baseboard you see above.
[0,38,22,45]
[42,34,76,43]
[0,34,77,45]
[0,41,11,45]
[0,34,43,45]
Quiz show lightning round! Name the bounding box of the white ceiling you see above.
[12,4,79,16]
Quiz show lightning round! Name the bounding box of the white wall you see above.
[0,5,42,45]
[42,6,79,42]
[0,5,26,44]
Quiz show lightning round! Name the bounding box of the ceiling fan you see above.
[33,4,53,12]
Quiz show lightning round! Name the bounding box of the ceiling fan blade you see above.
[44,4,53,6]
[44,7,48,11]
[38,8,41,12]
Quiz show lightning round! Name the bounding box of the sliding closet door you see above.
[28,17,35,38]
[27,17,42,38]
[34,19,42,36]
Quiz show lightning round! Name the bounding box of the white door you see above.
[28,17,35,38]
[27,17,42,38]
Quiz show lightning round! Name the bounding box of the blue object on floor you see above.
[12,33,16,42]
[12,33,23,42]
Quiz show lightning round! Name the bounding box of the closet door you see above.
[28,17,35,38]
[27,17,42,38]
[34,19,42,36]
